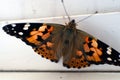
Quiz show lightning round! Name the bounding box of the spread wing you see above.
[3,23,120,69]
[63,29,120,68]
[3,23,65,62]
[81,30,120,67]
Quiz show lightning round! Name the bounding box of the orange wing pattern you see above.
[3,23,120,68]
[84,37,120,66]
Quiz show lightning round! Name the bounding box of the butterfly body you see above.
[3,19,120,68]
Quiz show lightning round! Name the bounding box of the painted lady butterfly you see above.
[2,19,120,69]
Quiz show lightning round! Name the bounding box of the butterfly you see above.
[2,19,120,69]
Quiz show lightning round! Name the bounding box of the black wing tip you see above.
[97,40,120,66]
[2,25,9,31]
[2,24,11,34]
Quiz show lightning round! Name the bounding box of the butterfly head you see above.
[66,19,76,30]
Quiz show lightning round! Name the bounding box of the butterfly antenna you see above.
[76,11,98,23]
[61,0,71,21]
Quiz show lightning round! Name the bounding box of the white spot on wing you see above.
[14,31,16,33]
[11,24,16,27]
[107,47,112,55]
[18,32,23,35]
[107,51,111,55]
[107,47,112,52]
[107,57,112,61]
[23,23,30,30]
[114,60,117,62]
[11,28,14,30]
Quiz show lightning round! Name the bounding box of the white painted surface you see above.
[0,72,120,80]
[0,0,120,20]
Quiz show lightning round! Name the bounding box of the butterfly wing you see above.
[63,29,120,68]
[3,23,65,62]
[80,29,120,66]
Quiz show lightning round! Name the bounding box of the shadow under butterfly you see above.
[2,0,120,69]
